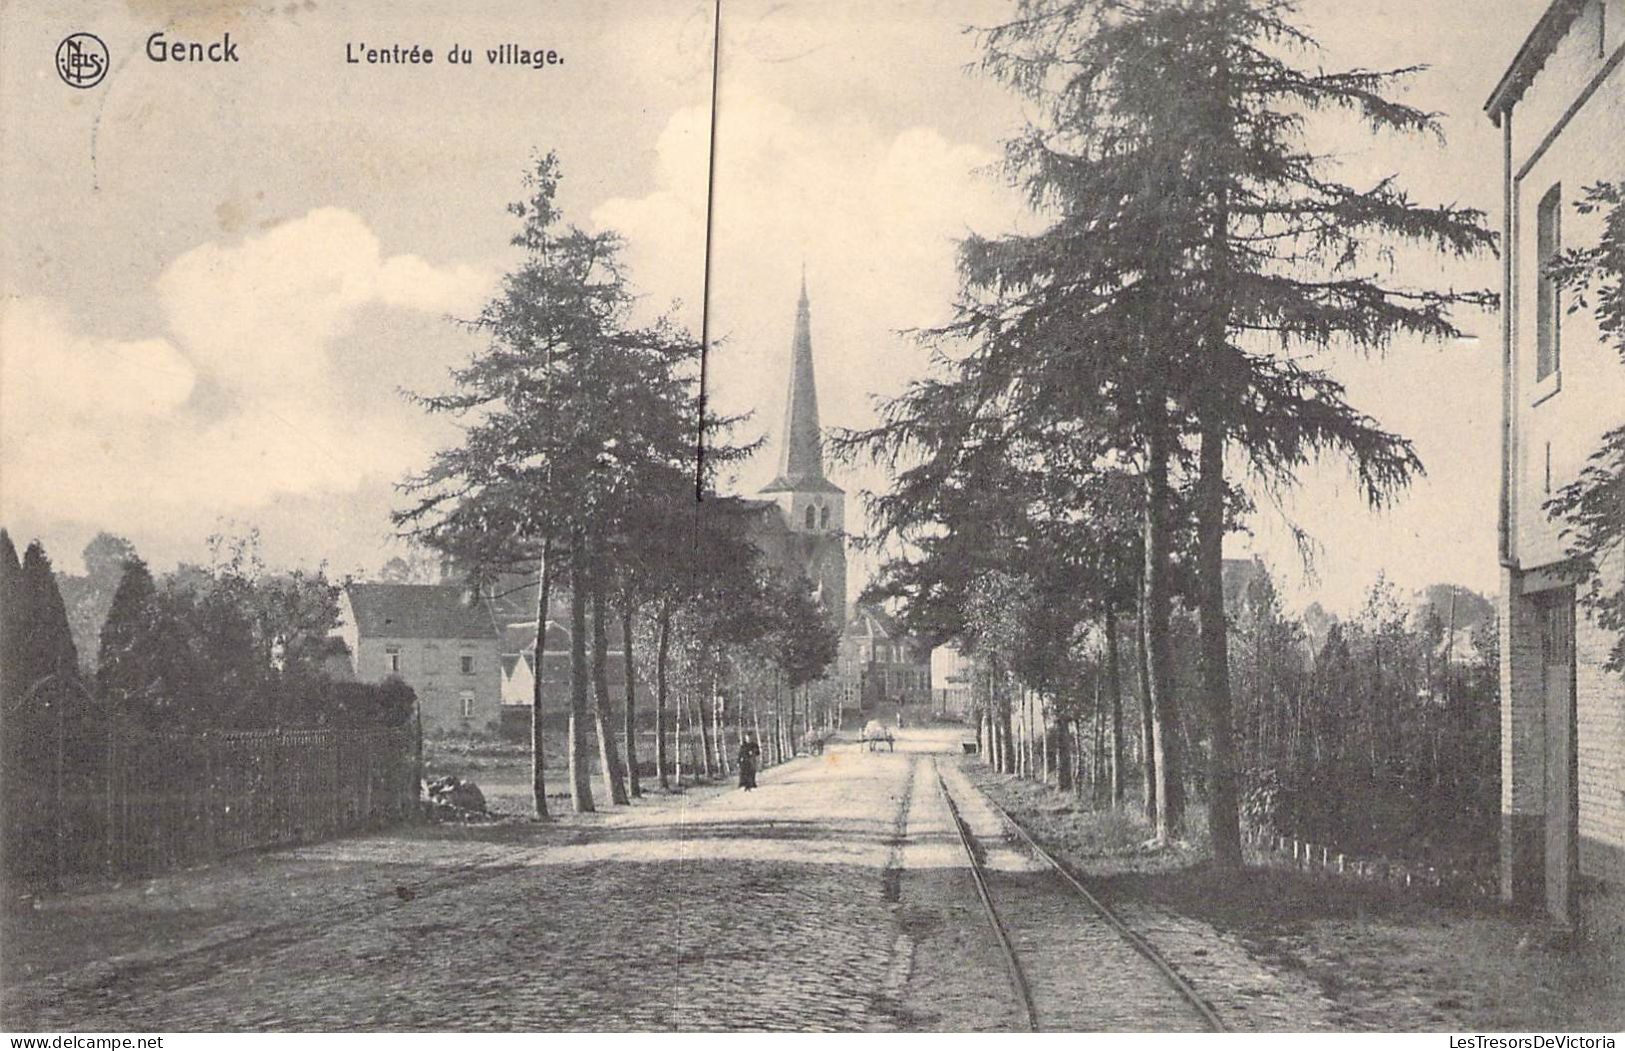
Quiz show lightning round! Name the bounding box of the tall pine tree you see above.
[17,541,79,698]
[399,153,754,814]
[0,529,23,707]
[964,0,1494,862]
[97,557,160,715]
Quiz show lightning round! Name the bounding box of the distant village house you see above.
[332,583,502,735]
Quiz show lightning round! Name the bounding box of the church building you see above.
[747,276,848,628]
[746,277,935,718]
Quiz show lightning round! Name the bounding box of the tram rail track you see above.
[933,760,1225,1032]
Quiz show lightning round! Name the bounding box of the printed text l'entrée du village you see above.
[346,42,563,69]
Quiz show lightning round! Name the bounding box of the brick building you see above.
[1486,0,1625,929]
[836,604,932,712]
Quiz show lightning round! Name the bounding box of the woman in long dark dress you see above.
[737,733,761,790]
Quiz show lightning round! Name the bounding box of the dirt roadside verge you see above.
[964,762,1624,1032]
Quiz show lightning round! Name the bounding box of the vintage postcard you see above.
[0,0,1621,1037]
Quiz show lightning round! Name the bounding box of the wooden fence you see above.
[1246,827,1498,903]
[2,720,419,884]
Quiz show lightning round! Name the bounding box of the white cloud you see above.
[593,87,1024,509]
[0,210,488,534]
[157,207,487,401]
[1,298,195,425]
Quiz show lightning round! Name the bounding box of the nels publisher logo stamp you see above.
[56,32,109,88]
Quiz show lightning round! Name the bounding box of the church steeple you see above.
[778,272,825,485]
[763,273,842,497]
[755,272,847,626]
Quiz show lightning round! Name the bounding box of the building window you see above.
[460,692,475,719]
[461,654,475,675]
[805,505,816,529]
[1536,184,1562,382]
[385,646,401,673]
[819,507,830,529]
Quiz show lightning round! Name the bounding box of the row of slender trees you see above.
[1,529,418,882]
[956,557,1502,863]
[397,153,839,818]
[0,526,408,731]
[838,0,1498,870]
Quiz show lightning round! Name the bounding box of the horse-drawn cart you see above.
[860,719,895,752]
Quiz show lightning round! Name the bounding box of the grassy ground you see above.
[966,762,1624,1032]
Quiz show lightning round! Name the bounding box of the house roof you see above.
[844,603,905,641]
[344,584,496,641]
[1485,0,1588,122]
[499,619,573,656]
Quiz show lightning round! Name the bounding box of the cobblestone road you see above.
[0,731,1249,1031]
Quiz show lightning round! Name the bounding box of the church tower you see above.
[759,275,847,625]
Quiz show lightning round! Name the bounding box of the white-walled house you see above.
[332,584,502,736]
[930,642,976,718]
[1486,0,1625,931]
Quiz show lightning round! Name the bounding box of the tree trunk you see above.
[697,685,716,779]
[1007,695,1020,776]
[994,695,1007,776]
[1072,718,1086,796]
[530,540,553,820]
[1028,691,1039,778]
[566,536,595,813]
[769,682,780,765]
[1144,423,1185,840]
[675,687,687,788]
[1013,688,1025,778]
[780,691,790,761]
[1025,689,1035,777]
[590,562,629,806]
[992,690,1005,772]
[1197,412,1243,868]
[1032,690,1044,782]
[780,682,793,756]
[1106,605,1125,807]
[711,659,729,779]
[1040,693,1051,784]
[655,603,671,790]
[621,603,642,798]
[1093,679,1106,795]
[1039,693,1050,782]
[1136,610,1157,820]
[1055,715,1073,791]
[752,700,764,766]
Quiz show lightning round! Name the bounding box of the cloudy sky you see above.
[0,0,1551,613]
